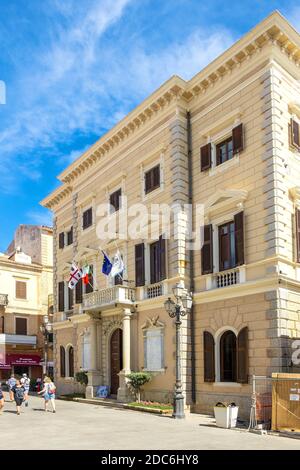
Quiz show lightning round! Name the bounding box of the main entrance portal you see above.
[110,329,123,395]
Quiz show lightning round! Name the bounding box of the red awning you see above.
[0,354,42,368]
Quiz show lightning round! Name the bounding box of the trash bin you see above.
[214,402,239,428]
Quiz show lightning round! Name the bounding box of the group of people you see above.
[0,373,56,415]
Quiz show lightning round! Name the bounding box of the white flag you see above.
[110,251,124,279]
[68,263,83,289]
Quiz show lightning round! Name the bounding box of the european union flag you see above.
[102,251,112,275]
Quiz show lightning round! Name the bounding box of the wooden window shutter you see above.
[296,209,300,263]
[201,224,213,274]
[290,118,300,149]
[59,232,65,249]
[232,123,244,154]
[83,208,92,229]
[153,165,160,188]
[135,243,145,286]
[237,327,248,383]
[159,235,166,281]
[234,211,245,266]
[67,227,73,246]
[203,331,215,382]
[200,143,212,171]
[68,287,73,310]
[58,281,65,312]
[16,318,27,335]
[60,346,66,377]
[69,347,74,377]
[16,281,27,299]
[75,278,83,304]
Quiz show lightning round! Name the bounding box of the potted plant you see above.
[213,402,239,428]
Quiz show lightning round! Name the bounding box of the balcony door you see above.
[110,329,123,395]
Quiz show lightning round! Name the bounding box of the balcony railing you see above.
[0,294,8,306]
[0,334,37,345]
[83,286,135,311]
[213,268,240,288]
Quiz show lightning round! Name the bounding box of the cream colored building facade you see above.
[42,12,300,416]
[0,226,53,380]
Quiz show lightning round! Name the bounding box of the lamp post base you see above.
[173,386,185,419]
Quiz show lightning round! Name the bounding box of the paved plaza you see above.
[0,393,299,450]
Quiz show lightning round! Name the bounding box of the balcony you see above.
[0,334,37,345]
[83,286,135,311]
[0,294,8,306]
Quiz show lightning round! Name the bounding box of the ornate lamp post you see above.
[40,315,52,376]
[164,282,192,419]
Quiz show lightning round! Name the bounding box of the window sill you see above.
[213,382,243,388]
[209,155,239,176]
[81,224,95,235]
[143,368,166,375]
[142,185,164,202]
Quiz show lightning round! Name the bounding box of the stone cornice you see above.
[41,11,300,211]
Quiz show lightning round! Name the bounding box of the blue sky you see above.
[0,0,300,252]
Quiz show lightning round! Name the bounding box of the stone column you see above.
[117,308,133,402]
[86,317,102,398]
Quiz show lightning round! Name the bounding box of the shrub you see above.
[75,371,88,386]
[125,372,152,402]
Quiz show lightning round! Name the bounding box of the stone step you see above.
[72,397,125,409]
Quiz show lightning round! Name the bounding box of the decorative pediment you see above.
[142,315,165,330]
[204,189,248,214]
[74,246,99,263]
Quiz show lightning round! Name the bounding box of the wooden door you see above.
[110,329,123,395]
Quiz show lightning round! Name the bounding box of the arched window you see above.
[60,346,65,378]
[68,346,74,378]
[220,331,237,382]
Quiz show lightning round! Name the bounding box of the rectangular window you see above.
[109,188,122,212]
[219,222,236,271]
[67,227,73,246]
[59,232,65,249]
[82,208,93,230]
[216,137,233,165]
[145,165,160,194]
[75,278,83,304]
[150,236,166,284]
[16,317,27,335]
[16,281,27,300]
[68,287,73,310]
[144,329,164,370]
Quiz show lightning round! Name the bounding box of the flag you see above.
[110,250,124,279]
[102,251,112,276]
[82,265,90,285]
[68,263,83,289]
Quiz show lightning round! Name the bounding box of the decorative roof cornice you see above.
[41,11,300,211]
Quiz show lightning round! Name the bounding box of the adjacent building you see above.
[0,225,53,380]
[41,12,300,416]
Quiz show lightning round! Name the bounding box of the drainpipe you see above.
[187,111,196,404]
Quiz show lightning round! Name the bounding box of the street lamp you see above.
[164,281,192,419]
[40,315,52,376]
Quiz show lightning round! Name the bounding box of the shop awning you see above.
[0,353,42,368]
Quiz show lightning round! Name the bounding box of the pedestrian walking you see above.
[12,379,25,415]
[6,374,16,401]
[20,373,30,407]
[38,377,56,413]
[0,383,4,414]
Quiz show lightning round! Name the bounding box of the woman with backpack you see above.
[38,377,56,413]
[12,379,25,415]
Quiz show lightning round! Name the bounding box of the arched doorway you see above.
[110,329,123,395]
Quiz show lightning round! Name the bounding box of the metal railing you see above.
[146,282,163,299]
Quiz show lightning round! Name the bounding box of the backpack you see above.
[48,383,56,395]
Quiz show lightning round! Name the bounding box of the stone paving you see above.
[0,393,299,450]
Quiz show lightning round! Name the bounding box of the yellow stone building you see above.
[42,12,300,416]
[0,225,53,381]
